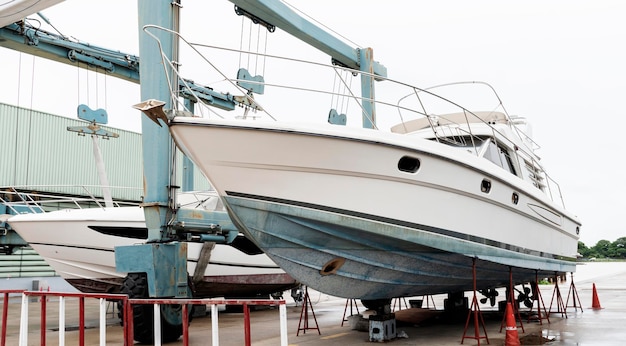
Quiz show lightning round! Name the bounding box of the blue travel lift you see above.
[0,0,389,342]
[120,0,390,342]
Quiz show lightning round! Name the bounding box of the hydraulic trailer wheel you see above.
[118,273,192,343]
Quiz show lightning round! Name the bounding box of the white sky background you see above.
[0,0,624,246]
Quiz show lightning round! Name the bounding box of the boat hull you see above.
[170,119,580,299]
[7,207,297,297]
[224,196,573,299]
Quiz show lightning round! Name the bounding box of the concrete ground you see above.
[2,262,625,345]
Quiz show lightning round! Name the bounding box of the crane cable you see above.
[12,53,36,186]
[238,15,268,81]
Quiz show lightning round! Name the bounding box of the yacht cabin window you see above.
[482,140,518,176]
[429,136,519,176]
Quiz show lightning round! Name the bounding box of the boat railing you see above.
[403,114,565,208]
[393,83,566,208]
[0,185,225,216]
[141,25,567,208]
[0,185,142,215]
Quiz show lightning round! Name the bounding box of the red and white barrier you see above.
[125,298,288,346]
[1,289,25,346]
[10,289,288,346]
[17,291,129,346]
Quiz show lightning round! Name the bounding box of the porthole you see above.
[320,257,346,276]
[398,156,420,173]
[576,226,580,235]
[481,179,491,193]
[512,192,519,205]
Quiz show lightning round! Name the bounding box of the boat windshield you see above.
[481,139,518,176]
[430,136,518,177]
[429,135,486,154]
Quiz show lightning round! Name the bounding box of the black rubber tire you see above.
[118,273,185,344]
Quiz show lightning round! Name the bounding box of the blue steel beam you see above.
[229,0,385,128]
[2,2,384,121]
[360,48,376,128]
[0,23,236,110]
[115,0,188,301]
[137,0,177,242]
[229,0,387,77]
[0,22,140,83]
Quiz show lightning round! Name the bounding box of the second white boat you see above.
[6,191,297,298]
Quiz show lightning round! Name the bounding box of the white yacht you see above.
[148,8,580,301]
[5,190,297,298]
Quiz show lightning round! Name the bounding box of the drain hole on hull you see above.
[320,257,346,276]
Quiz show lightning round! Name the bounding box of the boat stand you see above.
[527,270,550,325]
[368,304,396,342]
[565,272,583,313]
[548,272,568,318]
[392,297,409,312]
[421,295,437,309]
[341,299,360,326]
[297,286,320,336]
[461,258,489,345]
[500,267,524,333]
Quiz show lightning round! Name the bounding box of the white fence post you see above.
[99,298,106,346]
[18,293,28,346]
[154,303,162,346]
[280,303,288,346]
[59,296,65,346]
[211,303,219,345]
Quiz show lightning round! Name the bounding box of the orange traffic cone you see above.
[504,302,520,346]
[591,283,602,309]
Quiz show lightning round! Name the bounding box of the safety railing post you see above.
[99,298,106,346]
[120,299,127,346]
[280,303,288,346]
[182,304,189,346]
[124,299,134,346]
[1,292,8,346]
[211,303,219,345]
[40,290,46,346]
[154,303,161,346]
[244,302,251,346]
[18,293,28,346]
[59,296,65,346]
[79,296,85,346]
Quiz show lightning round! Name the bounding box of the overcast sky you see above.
[0,0,624,246]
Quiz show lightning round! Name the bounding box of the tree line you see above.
[578,237,626,259]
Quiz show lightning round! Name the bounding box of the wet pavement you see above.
[2,262,625,345]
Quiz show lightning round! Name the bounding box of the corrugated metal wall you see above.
[0,102,211,200]
[0,247,56,278]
